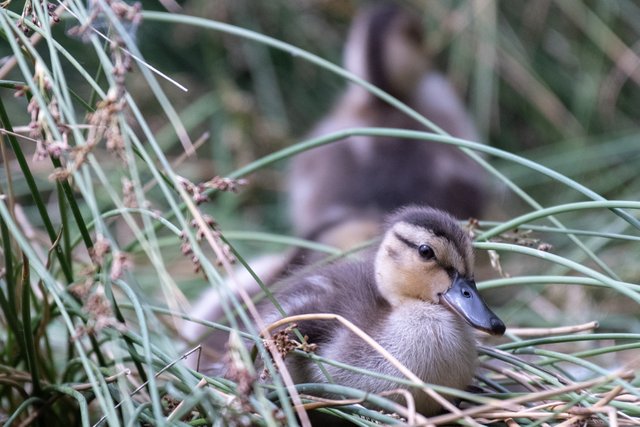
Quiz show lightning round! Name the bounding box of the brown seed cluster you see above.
[71,282,125,339]
[177,175,248,205]
[499,228,553,252]
[16,1,59,35]
[110,251,132,281]
[87,234,132,281]
[467,219,553,254]
[225,357,257,414]
[180,214,235,273]
[261,323,317,379]
[121,177,137,208]
[89,234,112,265]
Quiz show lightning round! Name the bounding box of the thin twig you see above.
[92,346,202,426]
[0,128,40,143]
[56,3,188,93]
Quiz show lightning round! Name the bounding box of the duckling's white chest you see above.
[375,301,478,389]
[299,300,479,416]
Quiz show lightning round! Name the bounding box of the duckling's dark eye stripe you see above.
[393,232,418,249]
[446,267,456,279]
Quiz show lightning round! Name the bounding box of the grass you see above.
[1,0,639,426]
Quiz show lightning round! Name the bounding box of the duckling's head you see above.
[375,206,505,335]
[344,2,428,101]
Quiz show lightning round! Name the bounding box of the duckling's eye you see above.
[418,244,435,260]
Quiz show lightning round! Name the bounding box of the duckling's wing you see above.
[260,258,389,345]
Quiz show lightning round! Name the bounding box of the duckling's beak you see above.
[441,274,505,335]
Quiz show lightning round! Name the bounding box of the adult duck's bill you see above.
[441,274,505,335]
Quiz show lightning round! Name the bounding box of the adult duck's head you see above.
[375,206,506,335]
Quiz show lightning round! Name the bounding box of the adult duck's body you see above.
[289,3,488,250]
[261,206,505,416]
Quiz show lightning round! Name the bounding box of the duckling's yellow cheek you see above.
[424,269,452,302]
[398,264,452,303]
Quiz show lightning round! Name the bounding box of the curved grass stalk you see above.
[534,342,640,367]
[498,333,640,351]
[478,276,640,292]
[474,242,640,304]
[228,128,640,231]
[44,385,90,426]
[477,221,640,242]
[476,201,640,241]
[2,396,45,427]
[270,383,423,425]
[74,207,340,257]
[222,231,340,255]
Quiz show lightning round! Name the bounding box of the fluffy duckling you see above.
[289,3,487,248]
[260,206,505,416]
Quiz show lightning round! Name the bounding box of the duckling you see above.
[289,3,488,248]
[260,206,505,416]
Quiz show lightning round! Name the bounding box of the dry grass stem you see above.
[298,394,365,411]
[556,384,626,427]
[72,369,131,391]
[378,388,419,425]
[166,377,208,422]
[507,321,600,337]
[426,369,636,425]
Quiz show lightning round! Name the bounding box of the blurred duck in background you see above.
[289,2,488,254]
